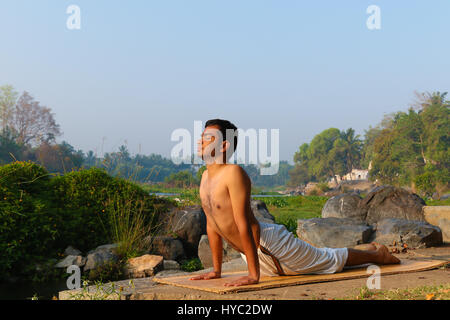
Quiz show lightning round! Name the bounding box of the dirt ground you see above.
[59,244,450,300]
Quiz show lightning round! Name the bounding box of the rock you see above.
[64,246,82,256]
[163,260,181,270]
[251,200,276,224]
[197,235,242,269]
[162,205,207,257]
[441,194,450,200]
[321,193,365,221]
[55,255,86,268]
[297,217,374,248]
[150,236,185,261]
[423,206,450,242]
[124,254,163,278]
[360,185,426,224]
[84,250,118,271]
[87,243,119,255]
[372,218,443,248]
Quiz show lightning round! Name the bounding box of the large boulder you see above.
[297,217,374,248]
[150,236,185,261]
[321,193,365,221]
[197,235,242,268]
[251,200,276,224]
[84,250,118,271]
[162,205,207,257]
[371,218,443,248]
[360,185,426,224]
[423,206,450,242]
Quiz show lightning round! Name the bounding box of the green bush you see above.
[50,167,172,253]
[0,163,174,282]
[0,161,58,279]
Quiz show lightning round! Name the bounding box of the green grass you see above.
[261,195,328,234]
[340,283,450,300]
[425,197,450,206]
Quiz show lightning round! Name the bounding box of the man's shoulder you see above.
[226,164,244,173]
[225,164,249,180]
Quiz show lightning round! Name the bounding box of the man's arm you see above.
[190,222,223,280]
[226,165,260,286]
[207,221,223,275]
[190,170,223,280]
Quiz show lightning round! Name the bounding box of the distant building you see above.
[328,161,372,184]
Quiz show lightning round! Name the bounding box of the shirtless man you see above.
[190,119,400,287]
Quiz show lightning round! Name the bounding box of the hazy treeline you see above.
[1,84,448,193]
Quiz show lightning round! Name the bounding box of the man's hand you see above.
[189,271,221,281]
[224,275,259,287]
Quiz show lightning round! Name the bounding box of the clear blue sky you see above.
[1,1,449,164]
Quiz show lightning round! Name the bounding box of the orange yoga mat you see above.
[153,259,448,294]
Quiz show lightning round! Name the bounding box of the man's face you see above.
[197,125,224,162]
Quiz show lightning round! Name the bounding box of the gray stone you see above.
[251,200,276,224]
[64,246,82,256]
[55,255,86,268]
[162,205,207,257]
[84,250,118,271]
[321,193,365,221]
[87,243,119,255]
[297,217,374,248]
[150,236,185,261]
[197,235,242,269]
[360,185,426,224]
[163,260,181,270]
[372,218,443,248]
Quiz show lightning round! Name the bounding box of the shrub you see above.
[0,161,58,279]
[0,163,174,281]
[50,167,172,253]
[180,258,203,272]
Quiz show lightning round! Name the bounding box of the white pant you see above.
[240,222,348,276]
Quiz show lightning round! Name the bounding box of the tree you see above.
[164,170,197,188]
[369,91,449,193]
[289,128,351,186]
[11,91,62,146]
[336,128,363,174]
[0,85,18,130]
[34,141,84,173]
[0,127,24,164]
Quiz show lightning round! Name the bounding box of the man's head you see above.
[197,119,238,163]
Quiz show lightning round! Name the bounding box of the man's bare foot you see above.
[373,242,401,264]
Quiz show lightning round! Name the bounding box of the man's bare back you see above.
[199,164,260,254]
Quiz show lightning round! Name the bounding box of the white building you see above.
[328,161,372,184]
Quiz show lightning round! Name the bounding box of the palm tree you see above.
[340,128,363,174]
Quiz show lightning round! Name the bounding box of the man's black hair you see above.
[204,119,238,154]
